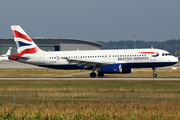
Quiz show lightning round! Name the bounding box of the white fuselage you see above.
[18,48,178,70]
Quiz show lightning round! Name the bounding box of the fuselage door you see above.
[150,51,156,61]
[39,53,45,64]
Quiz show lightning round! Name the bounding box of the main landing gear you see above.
[90,67,104,78]
[90,72,104,78]
[90,72,96,78]
[98,72,104,78]
[152,67,157,78]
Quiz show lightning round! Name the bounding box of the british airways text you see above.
[118,57,149,61]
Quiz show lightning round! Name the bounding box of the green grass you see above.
[0,68,82,77]
[0,68,180,77]
[0,68,180,78]
[0,80,180,93]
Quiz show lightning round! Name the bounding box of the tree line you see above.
[97,39,180,56]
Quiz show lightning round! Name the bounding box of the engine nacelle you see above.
[121,68,133,74]
[97,64,121,73]
[97,64,133,74]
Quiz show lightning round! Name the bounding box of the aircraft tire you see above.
[98,72,104,78]
[90,72,96,78]
[153,74,157,78]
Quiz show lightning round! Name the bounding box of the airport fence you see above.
[0,92,180,104]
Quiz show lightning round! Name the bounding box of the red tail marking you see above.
[9,55,19,61]
[19,47,39,55]
[8,47,39,61]
[12,30,32,42]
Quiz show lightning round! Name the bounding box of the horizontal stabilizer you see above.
[9,54,30,60]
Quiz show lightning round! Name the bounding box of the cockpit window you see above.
[162,53,171,56]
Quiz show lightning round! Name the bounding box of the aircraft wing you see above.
[62,57,116,68]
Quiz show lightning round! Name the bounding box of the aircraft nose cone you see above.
[172,57,179,63]
[175,57,179,63]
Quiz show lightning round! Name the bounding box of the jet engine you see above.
[97,64,133,74]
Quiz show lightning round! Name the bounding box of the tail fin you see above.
[4,47,12,56]
[11,25,40,54]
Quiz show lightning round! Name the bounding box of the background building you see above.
[0,39,103,55]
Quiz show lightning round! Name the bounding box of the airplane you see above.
[9,25,178,78]
[0,47,12,61]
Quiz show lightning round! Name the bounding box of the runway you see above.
[0,61,180,80]
[0,77,180,80]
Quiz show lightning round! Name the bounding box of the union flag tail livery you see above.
[11,25,40,54]
[10,26,42,61]
[9,25,178,78]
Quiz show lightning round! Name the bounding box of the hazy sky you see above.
[0,0,180,42]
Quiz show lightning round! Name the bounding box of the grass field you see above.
[0,68,180,77]
[0,80,180,92]
[0,68,180,119]
[0,80,179,119]
[0,103,180,119]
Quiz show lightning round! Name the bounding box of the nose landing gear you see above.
[152,67,157,78]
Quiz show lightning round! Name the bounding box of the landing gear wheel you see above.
[98,72,104,78]
[90,72,96,78]
[153,73,157,78]
[152,67,157,78]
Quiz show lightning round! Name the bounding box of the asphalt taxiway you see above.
[0,61,180,80]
